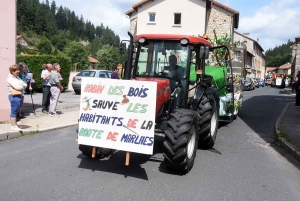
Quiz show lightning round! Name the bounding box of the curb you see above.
[274,102,300,162]
[0,122,78,141]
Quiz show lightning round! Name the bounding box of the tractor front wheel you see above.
[163,109,199,172]
[197,95,219,149]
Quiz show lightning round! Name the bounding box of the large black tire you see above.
[79,145,113,159]
[197,95,219,149]
[163,109,199,172]
[74,89,81,95]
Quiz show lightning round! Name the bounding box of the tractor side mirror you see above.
[120,42,126,54]
[199,46,210,59]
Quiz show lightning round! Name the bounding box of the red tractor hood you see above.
[132,77,171,115]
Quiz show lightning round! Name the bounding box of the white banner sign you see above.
[78,78,157,155]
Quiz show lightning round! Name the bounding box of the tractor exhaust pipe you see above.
[124,31,134,80]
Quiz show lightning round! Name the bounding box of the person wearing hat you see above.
[294,72,300,106]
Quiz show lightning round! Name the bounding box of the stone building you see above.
[205,1,239,43]
[291,36,300,78]
[234,32,265,79]
[125,0,239,40]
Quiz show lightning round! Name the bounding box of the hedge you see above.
[17,55,72,92]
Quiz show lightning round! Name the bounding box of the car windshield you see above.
[246,77,251,82]
[77,71,96,77]
[136,40,188,78]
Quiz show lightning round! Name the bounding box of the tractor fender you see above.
[192,86,219,111]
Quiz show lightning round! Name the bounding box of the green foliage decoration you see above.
[226,100,242,114]
[207,29,237,66]
[17,55,72,91]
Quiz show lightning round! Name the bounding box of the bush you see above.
[17,55,72,91]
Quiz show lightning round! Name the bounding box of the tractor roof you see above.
[136,34,212,47]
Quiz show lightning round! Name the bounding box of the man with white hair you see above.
[48,63,63,116]
[41,63,52,113]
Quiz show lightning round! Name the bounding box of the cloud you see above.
[48,0,137,41]
[238,0,300,50]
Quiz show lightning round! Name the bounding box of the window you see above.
[235,51,241,61]
[149,13,156,22]
[136,41,188,78]
[174,13,181,25]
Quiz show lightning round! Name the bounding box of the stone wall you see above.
[296,45,300,73]
[129,12,138,36]
[206,4,234,42]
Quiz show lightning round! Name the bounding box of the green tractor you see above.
[78,32,243,172]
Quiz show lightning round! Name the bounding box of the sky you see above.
[42,0,300,51]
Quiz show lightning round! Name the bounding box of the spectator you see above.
[292,76,298,94]
[17,63,32,118]
[41,63,52,113]
[7,65,27,131]
[295,72,300,106]
[42,63,47,71]
[111,67,120,79]
[48,63,63,117]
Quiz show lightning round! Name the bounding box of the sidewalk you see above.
[0,90,80,141]
[275,87,300,161]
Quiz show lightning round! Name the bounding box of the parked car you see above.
[72,70,112,94]
[244,77,255,91]
[25,65,36,93]
[254,78,259,88]
[258,79,265,87]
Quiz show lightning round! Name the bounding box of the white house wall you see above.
[136,0,206,36]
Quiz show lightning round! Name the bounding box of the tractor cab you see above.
[121,34,237,120]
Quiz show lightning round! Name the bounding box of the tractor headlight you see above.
[180,38,189,45]
[139,37,146,43]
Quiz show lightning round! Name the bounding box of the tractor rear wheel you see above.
[79,145,113,159]
[163,109,199,172]
[197,95,219,149]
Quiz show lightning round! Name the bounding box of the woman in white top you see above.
[7,65,27,131]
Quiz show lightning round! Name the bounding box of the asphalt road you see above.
[1,87,300,201]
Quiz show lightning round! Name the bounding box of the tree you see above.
[51,32,67,51]
[64,41,89,71]
[50,0,56,15]
[55,6,67,30]
[87,38,103,58]
[265,39,294,67]
[38,36,52,54]
[96,44,119,70]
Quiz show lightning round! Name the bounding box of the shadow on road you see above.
[77,151,151,180]
[237,90,300,169]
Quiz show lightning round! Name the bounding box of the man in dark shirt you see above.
[163,54,184,78]
[111,67,120,79]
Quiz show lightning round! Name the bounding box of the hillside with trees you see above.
[265,39,294,67]
[17,0,126,71]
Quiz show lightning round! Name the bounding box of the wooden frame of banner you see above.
[125,152,130,166]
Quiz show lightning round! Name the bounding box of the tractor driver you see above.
[164,54,186,108]
[163,54,184,78]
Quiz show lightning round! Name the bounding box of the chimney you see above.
[257,38,259,42]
